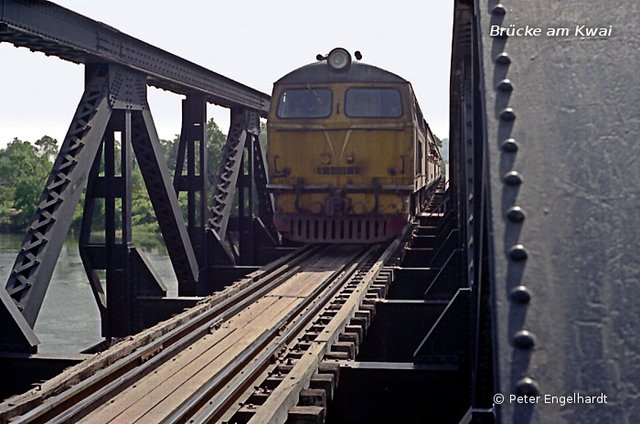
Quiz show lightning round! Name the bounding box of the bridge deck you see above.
[0,183,473,423]
[83,251,352,423]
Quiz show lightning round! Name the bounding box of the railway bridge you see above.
[0,1,638,423]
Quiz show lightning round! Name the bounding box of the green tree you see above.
[111,118,230,236]
[130,152,160,234]
[206,118,227,178]
[35,135,59,161]
[0,138,54,229]
[160,136,179,173]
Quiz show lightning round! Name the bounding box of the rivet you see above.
[510,286,531,304]
[515,377,540,396]
[506,206,525,222]
[491,4,507,16]
[503,171,522,186]
[495,52,511,65]
[513,330,536,349]
[499,108,516,121]
[501,138,519,153]
[509,244,528,261]
[497,79,513,92]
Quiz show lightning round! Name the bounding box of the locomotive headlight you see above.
[327,48,352,71]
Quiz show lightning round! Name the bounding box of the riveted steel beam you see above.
[0,0,270,115]
[0,0,282,350]
[131,108,199,295]
[448,1,496,421]
[79,105,168,337]
[0,287,39,352]
[205,108,279,268]
[208,109,250,242]
[174,94,208,269]
[2,63,199,346]
[251,132,278,241]
[479,1,639,423]
[4,64,113,329]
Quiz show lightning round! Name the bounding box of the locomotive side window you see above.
[277,88,332,118]
[344,88,403,118]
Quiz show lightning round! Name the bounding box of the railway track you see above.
[2,236,403,423]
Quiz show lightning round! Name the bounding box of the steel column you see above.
[0,0,277,350]
[237,140,253,265]
[77,65,169,337]
[208,109,249,240]
[448,2,497,420]
[251,130,279,243]
[78,141,108,324]
[207,108,249,265]
[131,109,199,295]
[478,1,640,423]
[174,94,208,285]
[0,289,39,352]
[3,64,112,331]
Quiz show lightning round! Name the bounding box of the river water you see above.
[0,233,177,354]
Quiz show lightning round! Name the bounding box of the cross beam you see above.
[0,0,270,115]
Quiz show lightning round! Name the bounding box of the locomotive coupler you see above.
[325,191,350,216]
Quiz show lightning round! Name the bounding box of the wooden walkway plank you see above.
[82,296,290,423]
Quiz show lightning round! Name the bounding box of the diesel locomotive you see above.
[267,48,442,243]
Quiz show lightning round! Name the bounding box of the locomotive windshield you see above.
[277,88,332,118]
[345,88,403,118]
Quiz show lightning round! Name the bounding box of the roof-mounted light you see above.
[326,47,352,72]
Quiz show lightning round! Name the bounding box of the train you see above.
[266,47,442,243]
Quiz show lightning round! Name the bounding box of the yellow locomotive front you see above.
[267,48,434,243]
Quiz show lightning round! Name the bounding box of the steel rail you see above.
[161,245,377,424]
[246,232,405,423]
[0,0,270,115]
[11,245,321,423]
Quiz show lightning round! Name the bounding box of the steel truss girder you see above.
[2,63,201,347]
[448,0,495,419]
[0,286,39,352]
[131,108,199,294]
[206,109,278,267]
[0,0,269,115]
[479,1,639,423]
[250,133,278,241]
[79,106,167,337]
[4,65,113,329]
[208,108,250,240]
[174,94,208,274]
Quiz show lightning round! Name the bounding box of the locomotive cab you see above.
[267,48,440,243]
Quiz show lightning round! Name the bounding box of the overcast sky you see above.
[0,1,453,147]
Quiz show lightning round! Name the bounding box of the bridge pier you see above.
[0,0,280,401]
[0,59,280,349]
